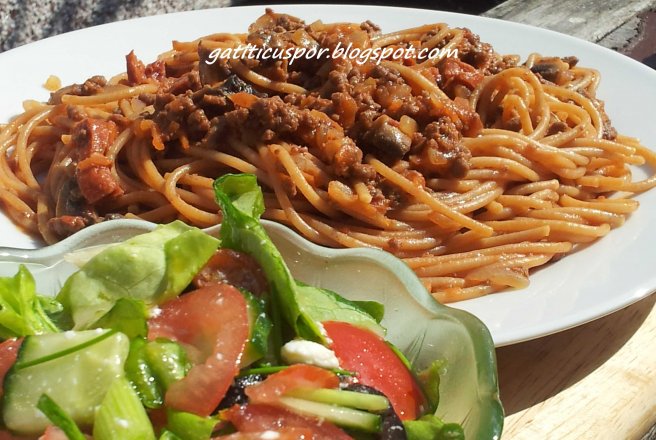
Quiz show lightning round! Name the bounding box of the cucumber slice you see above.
[3,329,129,435]
[144,339,191,390]
[279,396,381,433]
[93,377,156,440]
[240,290,271,367]
[125,338,163,409]
[165,410,218,440]
[285,388,389,412]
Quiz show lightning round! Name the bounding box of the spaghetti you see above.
[1,9,654,303]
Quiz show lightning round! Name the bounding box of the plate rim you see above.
[0,3,655,348]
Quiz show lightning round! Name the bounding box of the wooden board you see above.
[496,293,656,439]
[483,0,656,44]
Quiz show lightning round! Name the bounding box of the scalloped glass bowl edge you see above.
[0,218,503,439]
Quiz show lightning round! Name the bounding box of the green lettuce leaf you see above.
[0,265,59,338]
[57,221,219,330]
[92,298,149,339]
[213,173,384,342]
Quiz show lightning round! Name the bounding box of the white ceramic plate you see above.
[0,5,655,346]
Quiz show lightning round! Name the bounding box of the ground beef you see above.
[456,28,516,75]
[370,64,405,86]
[409,117,471,178]
[152,92,201,143]
[360,20,381,37]
[245,8,314,77]
[149,74,262,144]
[248,8,306,34]
[66,105,88,122]
[546,120,568,136]
[203,95,375,181]
[80,76,108,95]
[165,70,203,95]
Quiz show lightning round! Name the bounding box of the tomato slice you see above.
[37,426,68,440]
[323,321,423,420]
[223,404,351,440]
[246,364,339,405]
[148,284,249,416]
[0,338,22,401]
[193,249,268,296]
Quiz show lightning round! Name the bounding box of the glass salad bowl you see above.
[0,218,503,440]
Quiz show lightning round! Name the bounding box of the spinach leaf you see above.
[214,174,309,338]
[214,174,385,342]
[352,300,385,324]
[295,282,385,338]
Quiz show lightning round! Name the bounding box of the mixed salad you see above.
[0,174,464,440]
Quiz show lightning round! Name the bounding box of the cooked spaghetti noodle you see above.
[1,9,655,303]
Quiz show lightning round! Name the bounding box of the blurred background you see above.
[0,0,502,52]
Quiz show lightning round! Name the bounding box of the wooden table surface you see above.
[497,294,656,439]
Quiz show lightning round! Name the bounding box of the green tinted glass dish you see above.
[0,218,503,439]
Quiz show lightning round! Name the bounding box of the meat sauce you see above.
[43,9,618,240]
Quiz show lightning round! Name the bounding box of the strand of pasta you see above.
[231,60,308,94]
[14,107,53,190]
[0,134,39,201]
[367,156,493,236]
[61,84,158,105]
[259,145,333,246]
[269,144,341,218]
[163,161,221,226]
